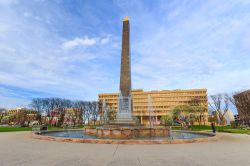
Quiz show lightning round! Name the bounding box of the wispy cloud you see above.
[62,35,111,49]
[100,35,111,45]
[62,36,98,49]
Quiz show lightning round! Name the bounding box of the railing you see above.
[32,125,48,132]
[32,125,40,131]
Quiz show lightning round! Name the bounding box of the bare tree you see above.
[15,111,27,126]
[0,108,7,124]
[107,106,116,121]
[0,108,6,112]
[90,102,99,126]
[73,101,87,124]
[87,102,93,125]
[30,98,44,122]
[64,109,78,126]
[29,97,99,126]
[190,97,208,125]
[209,94,229,125]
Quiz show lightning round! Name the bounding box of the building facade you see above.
[0,110,6,124]
[7,107,37,115]
[233,90,250,126]
[1,108,38,125]
[63,108,82,126]
[41,109,61,126]
[99,89,208,125]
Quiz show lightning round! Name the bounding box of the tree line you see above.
[30,98,99,125]
[161,92,245,126]
[1,90,249,127]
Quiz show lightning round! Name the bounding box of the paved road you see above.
[0,132,250,166]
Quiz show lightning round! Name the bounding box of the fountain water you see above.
[102,99,108,125]
[148,94,153,128]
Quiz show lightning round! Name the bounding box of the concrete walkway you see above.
[0,132,250,166]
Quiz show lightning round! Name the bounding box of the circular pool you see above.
[31,129,217,144]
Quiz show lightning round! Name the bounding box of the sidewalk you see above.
[0,132,250,166]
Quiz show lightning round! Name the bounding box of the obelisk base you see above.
[114,94,136,126]
[111,118,137,127]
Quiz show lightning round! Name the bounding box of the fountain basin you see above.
[85,126,170,139]
[31,129,218,144]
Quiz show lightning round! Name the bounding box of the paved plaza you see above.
[0,132,250,166]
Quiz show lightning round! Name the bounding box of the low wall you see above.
[85,127,170,139]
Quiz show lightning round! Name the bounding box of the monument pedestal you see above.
[115,94,136,126]
[109,119,137,127]
[85,126,170,139]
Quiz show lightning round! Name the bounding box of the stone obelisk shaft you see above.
[119,17,131,97]
[117,16,133,121]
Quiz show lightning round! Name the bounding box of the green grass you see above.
[0,127,32,132]
[0,125,84,132]
[47,126,64,131]
[171,125,250,134]
[189,125,232,131]
[171,126,182,130]
[217,128,250,134]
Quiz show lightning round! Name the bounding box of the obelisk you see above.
[117,16,134,122]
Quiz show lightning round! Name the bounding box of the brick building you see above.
[234,90,250,126]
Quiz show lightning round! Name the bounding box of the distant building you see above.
[234,90,250,126]
[224,111,235,125]
[63,108,82,126]
[3,107,38,125]
[234,115,239,121]
[0,110,7,124]
[99,89,208,125]
[40,108,83,126]
[41,109,61,126]
[7,107,37,115]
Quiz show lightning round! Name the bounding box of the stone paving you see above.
[0,131,250,166]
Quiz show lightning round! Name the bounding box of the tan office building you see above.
[99,89,208,125]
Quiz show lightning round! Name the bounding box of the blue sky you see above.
[0,0,250,108]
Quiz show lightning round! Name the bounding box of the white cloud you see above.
[62,35,111,49]
[1,0,250,108]
[62,36,98,49]
[100,35,111,44]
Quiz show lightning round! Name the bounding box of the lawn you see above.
[171,125,250,134]
[0,127,32,132]
[217,128,250,134]
[0,125,84,132]
[1,125,250,134]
